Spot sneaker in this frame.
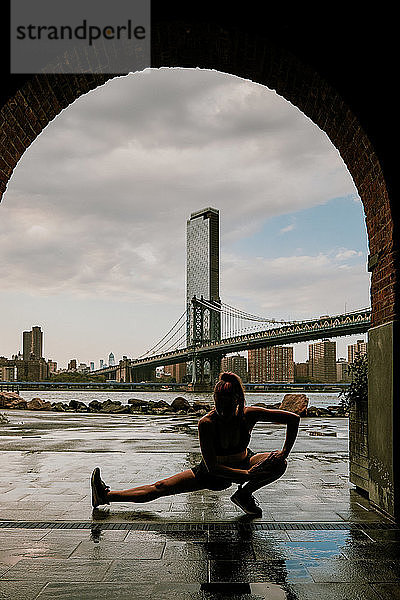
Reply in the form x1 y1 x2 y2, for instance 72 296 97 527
230 487 262 517
91 467 110 508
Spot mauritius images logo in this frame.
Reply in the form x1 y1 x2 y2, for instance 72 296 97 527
10 0 150 74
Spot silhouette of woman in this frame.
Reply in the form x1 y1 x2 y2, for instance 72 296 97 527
91 371 300 516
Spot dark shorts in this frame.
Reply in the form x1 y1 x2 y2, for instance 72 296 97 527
191 448 256 491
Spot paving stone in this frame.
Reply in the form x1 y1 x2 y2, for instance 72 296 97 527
254 539 345 561
41 529 129 542
286 530 369 543
0 529 49 548
104 558 208 583
0 563 11 578
70 539 165 559
1 558 113 582
36 582 289 600
341 542 400 561
307 558 400 583
0 538 81 565
209 559 313 583
0 581 47 600
36 582 155 599
371 583 400 599
162 541 208 560
365 530 400 542
269 511 345 522
286 582 382 599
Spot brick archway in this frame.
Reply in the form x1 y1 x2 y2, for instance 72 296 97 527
0 20 397 518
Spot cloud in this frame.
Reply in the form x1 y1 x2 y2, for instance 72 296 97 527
221 251 370 320
279 224 295 234
335 248 363 260
0 68 366 363
1 69 357 299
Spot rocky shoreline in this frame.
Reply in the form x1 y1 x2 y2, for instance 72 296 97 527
0 391 348 418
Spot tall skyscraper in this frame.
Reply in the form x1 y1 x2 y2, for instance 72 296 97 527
186 207 220 345
248 346 294 383
108 352 115 366
22 326 43 360
348 339 367 363
308 340 337 382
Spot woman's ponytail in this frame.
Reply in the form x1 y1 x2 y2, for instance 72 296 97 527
214 371 246 416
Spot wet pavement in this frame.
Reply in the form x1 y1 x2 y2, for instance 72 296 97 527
0 410 398 599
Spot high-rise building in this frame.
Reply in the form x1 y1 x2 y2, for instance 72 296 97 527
248 346 294 383
186 207 220 345
100 359 104 369
221 354 248 382
108 352 115 366
47 360 57 374
90 362 95 371
22 326 43 360
294 362 309 381
336 358 350 382
348 339 368 363
68 359 77 371
164 362 187 383
308 340 337 382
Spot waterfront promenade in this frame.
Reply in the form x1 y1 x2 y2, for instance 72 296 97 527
0 410 398 599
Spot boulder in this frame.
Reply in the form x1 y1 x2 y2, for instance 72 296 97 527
0 413 10 424
0 392 21 408
192 401 212 412
152 400 170 408
111 405 131 414
306 406 333 417
171 397 190 412
88 400 103 412
279 394 309 417
51 402 68 412
100 400 128 413
308 429 337 437
254 402 281 409
128 398 148 407
69 400 88 412
26 397 52 411
327 405 348 417
9 399 27 410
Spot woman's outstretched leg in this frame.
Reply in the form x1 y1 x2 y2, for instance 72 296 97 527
91 467 204 508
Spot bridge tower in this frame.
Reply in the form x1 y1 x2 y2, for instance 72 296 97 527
186 208 221 387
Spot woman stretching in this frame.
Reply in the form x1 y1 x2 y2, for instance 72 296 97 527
91 371 300 516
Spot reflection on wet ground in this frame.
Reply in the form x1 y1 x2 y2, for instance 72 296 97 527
0 410 398 599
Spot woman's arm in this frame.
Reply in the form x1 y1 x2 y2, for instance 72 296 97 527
246 406 300 460
198 419 249 483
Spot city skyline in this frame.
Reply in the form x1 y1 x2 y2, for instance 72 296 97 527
0 68 369 367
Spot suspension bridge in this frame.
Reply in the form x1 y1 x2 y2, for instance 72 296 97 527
96 297 371 388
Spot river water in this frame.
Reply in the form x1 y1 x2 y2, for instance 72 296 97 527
16 390 344 409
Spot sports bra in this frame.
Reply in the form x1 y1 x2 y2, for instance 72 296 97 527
213 415 251 456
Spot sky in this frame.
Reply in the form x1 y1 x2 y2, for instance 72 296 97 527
0 68 370 368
